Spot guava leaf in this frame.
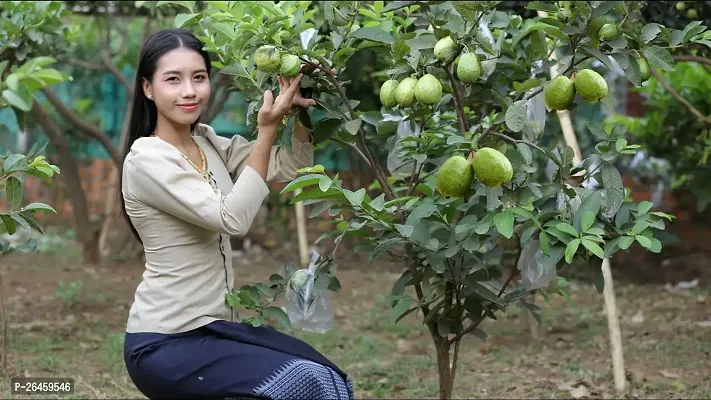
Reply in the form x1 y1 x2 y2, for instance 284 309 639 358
351 27 394 44
642 46 675 72
600 164 624 217
505 101 526 132
5 177 22 209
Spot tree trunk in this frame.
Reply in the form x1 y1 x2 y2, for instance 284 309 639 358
97 106 143 262
523 294 540 340
82 234 100 265
434 335 453 399
31 100 100 264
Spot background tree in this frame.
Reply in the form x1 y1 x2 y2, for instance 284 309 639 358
1 1 237 263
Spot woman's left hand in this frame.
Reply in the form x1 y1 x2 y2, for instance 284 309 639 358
277 68 337 109
277 76 316 109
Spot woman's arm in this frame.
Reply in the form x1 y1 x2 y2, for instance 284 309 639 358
198 75 316 183
245 124 279 182
198 121 314 183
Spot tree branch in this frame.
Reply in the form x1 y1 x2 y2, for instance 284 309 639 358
63 58 104 70
448 267 516 345
444 64 469 133
487 131 548 155
650 68 711 124
673 55 711 66
318 60 397 200
330 137 372 169
102 52 132 95
40 87 123 168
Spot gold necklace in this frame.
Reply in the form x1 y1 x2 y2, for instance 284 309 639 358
153 133 209 181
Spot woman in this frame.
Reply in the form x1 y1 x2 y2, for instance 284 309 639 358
119 28 353 400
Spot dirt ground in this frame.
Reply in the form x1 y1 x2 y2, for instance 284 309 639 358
0 238 710 399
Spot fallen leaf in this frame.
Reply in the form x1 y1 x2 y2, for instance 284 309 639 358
570 384 590 399
630 310 645 324
557 380 580 391
396 339 411 352
660 369 680 379
696 319 711 328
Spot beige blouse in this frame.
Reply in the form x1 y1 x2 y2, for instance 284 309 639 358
121 123 314 334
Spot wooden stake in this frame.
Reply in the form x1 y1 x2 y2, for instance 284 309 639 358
294 188 310 267
537 10 626 394
602 257 626 393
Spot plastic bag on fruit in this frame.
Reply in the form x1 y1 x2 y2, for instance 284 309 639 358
517 239 557 290
523 60 547 141
387 117 422 179
477 16 498 80
283 248 333 333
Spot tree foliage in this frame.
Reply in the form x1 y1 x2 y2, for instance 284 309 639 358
611 62 711 212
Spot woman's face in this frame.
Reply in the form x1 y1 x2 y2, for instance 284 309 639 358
143 47 210 126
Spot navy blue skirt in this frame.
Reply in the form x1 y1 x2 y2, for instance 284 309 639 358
124 320 353 400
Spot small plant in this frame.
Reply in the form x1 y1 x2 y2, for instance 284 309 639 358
55 279 84 307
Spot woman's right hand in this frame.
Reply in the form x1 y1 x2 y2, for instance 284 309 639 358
257 73 304 137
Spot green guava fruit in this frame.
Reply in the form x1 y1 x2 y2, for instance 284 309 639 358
687 8 697 19
638 58 650 82
436 155 474 197
471 147 513 187
254 45 281 73
544 75 576 111
557 8 572 22
587 15 615 40
280 54 301 77
676 1 686 10
434 36 457 63
598 23 618 40
415 74 443 105
395 77 417 107
380 79 399 108
289 270 312 291
457 52 481 84
574 69 608 102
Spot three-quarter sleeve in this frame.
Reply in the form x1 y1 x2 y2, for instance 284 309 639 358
123 147 269 237
197 124 314 183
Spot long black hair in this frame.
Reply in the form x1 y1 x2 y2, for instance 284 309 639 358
119 28 212 243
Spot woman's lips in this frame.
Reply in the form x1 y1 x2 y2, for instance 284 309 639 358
178 103 199 111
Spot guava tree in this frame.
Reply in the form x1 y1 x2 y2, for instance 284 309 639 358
164 1 705 397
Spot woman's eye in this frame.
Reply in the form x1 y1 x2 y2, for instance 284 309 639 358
195 75 206 81
167 77 178 82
